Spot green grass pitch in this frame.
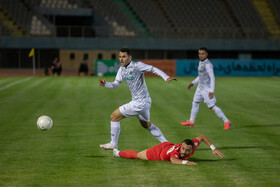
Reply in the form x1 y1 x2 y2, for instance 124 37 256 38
0 76 279 186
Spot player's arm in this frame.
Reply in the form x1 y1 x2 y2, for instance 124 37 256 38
99 79 121 88
166 77 177 83
206 63 215 98
170 157 197 165
188 76 199 89
99 79 106 86
99 69 122 88
196 134 224 158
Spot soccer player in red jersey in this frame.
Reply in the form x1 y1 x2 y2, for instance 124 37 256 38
113 134 224 165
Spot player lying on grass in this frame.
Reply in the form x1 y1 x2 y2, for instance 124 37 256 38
113 134 224 165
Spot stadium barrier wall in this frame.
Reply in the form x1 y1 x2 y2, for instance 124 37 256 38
60 49 118 72
95 59 176 76
140 59 176 77
1 37 280 51
176 59 280 76
95 59 120 76
95 59 280 77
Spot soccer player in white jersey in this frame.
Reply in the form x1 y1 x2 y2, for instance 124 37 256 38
99 48 177 150
181 47 231 129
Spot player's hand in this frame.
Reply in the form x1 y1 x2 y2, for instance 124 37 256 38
99 79 106 86
188 83 193 90
212 149 224 158
166 78 177 83
187 161 197 165
209 92 214 99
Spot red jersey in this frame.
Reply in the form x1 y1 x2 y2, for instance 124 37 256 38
146 138 200 161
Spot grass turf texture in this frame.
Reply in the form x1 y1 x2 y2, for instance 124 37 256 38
0 76 279 186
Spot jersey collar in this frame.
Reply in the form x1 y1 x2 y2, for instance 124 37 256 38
200 58 208 63
123 61 132 68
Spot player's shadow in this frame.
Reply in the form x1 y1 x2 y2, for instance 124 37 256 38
190 158 235 162
219 146 279 150
238 124 280 128
87 155 109 158
197 145 280 151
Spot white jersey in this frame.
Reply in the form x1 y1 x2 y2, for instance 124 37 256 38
192 58 215 92
105 61 169 103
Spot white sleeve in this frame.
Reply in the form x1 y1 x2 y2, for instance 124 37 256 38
104 68 122 89
206 63 215 92
192 76 199 85
137 61 170 81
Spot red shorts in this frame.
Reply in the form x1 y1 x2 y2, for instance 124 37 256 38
146 142 173 161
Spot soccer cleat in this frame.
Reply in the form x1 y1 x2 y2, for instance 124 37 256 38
99 143 116 150
181 120 194 127
113 148 120 158
224 121 231 130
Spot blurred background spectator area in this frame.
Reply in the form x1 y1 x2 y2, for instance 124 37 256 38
1 0 280 39
0 0 280 71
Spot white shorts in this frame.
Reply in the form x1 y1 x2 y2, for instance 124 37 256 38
119 100 151 122
193 87 216 108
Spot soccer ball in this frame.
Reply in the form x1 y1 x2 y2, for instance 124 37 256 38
37 115 53 131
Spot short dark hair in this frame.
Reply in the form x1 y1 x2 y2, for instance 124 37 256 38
183 139 194 148
120 48 131 56
199 47 208 53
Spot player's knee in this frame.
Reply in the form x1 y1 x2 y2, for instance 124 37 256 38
110 113 118 122
210 106 215 111
140 120 150 128
192 101 200 106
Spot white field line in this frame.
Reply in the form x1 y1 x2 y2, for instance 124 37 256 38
0 77 33 91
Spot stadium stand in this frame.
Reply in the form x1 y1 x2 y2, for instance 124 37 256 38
226 0 270 38
252 0 280 38
159 0 239 39
0 0 279 39
86 0 136 37
268 0 280 28
126 0 176 38
0 20 11 36
0 0 55 36
0 0 280 70
39 0 78 9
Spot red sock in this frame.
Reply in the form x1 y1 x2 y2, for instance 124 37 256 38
119 150 138 159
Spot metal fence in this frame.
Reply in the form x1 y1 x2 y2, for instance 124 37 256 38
18 26 271 39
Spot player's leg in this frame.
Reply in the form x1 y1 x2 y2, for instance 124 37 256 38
110 108 126 146
139 120 168 142
181 88 202 126
111 108 126 121
115 150 138 159
137 150 148 160
190 101 200 122
204 91 231 129
101 101 145 150
99 108 126 150
210 105 231 129
210 105 228 121
190 88 203 122
138 106 168 143
114 149 148 160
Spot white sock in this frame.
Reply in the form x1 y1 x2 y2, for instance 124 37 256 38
110 121 120 147
190 101 200 122
212 106 228 122
147 124 168 143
